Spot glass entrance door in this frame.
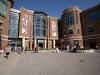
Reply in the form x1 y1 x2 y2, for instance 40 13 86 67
8 41 21 47
89 39 96 49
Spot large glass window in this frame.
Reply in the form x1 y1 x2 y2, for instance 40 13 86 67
75 11 78 24
0 22 3 49
8 12 19 38
87 25 94 32
0 0 8 19
88 8 100 22
34 14 47 37
66 12 74 26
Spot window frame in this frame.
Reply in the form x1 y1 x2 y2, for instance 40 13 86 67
68 28 73 35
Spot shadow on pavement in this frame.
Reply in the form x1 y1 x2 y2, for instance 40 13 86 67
4 56 7 58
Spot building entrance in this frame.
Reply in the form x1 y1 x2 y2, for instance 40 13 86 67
39 43 43 48
89 39 96 49
38 40 44 48
8 41 22 47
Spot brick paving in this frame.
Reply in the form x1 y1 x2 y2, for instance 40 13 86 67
0 50 100 75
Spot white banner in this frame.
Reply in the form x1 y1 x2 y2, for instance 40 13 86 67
51 21 56 36
22 14 28 34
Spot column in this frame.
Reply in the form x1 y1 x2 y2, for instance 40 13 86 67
53 39 55 48
44 39 46 49
47 16 50 49
34 39 37 45
22 37 25 48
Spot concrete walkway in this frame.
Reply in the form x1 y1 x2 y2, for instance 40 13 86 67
0 51 100 75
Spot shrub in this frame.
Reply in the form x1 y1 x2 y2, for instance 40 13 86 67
77 48 90 50
39 48 55 50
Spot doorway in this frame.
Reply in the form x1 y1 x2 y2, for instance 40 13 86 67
89 39 96 48
39 43 43 48
8 41 22 47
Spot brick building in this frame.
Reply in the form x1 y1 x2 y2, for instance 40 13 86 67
81 4 100 48
0 0 14 49
1 1 99 50
61 6 83 48
8 7 58 49
60 4 100 48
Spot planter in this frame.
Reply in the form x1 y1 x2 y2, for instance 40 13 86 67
0 50 4 54
77 49 94 53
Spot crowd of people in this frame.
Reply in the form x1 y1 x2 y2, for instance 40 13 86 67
1 44 99 60
57 45 77 53
55 44 77 53
0 45 40 60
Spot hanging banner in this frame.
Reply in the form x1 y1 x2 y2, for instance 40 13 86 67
51 21 56 36
22 14 28 34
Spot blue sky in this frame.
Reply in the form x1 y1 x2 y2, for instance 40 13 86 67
13 0 100 19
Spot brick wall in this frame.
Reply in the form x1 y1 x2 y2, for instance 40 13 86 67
81 4 100 48
61 6 83 47
19 7 30 37
0 0 13 49
49 17 58 39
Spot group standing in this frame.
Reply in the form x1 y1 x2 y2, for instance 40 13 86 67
66 45 77 53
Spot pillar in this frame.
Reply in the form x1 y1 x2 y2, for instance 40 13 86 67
47 16 50 49
34 39 37 45
53 39 55 48
22 37 25 48
44 39 46 49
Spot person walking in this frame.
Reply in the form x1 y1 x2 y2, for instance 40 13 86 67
5 46 11 60
67 45 70 52
73 45 77 53
35 45 39 53
14 46 17 52
55 46 59 53
25 46 28 52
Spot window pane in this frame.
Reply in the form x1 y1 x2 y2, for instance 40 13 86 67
9 23 18 37
66 12 74 26
75 11 78 24
88 8 100 22
77 28 80 34
8 12 19 38
73 40 79 46
87 26 94 32
69 29 73 35
0 2 1 14
10 13 19 21
0 2 3 15
36 29 40 36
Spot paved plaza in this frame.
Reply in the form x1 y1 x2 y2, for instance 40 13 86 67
0 50 100 75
